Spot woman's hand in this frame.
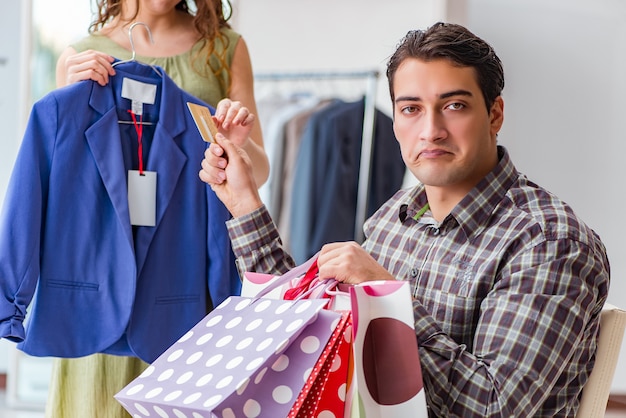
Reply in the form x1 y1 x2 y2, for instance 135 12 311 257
213 98 256 148
56 48 115 87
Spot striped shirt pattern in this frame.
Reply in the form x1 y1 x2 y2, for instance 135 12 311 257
226 146 610 417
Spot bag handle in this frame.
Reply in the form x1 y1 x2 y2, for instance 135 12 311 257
254 253 319 299
324 282 352 297
283 259 345 301
283 259 320 300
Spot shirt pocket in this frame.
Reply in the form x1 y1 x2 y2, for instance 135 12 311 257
421 256 476 298
448 258 476 298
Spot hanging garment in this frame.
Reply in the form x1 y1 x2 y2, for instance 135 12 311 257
257 94 321 219
0 61 238 363
256 94 318 215
277 99 335 250
289 98 405 264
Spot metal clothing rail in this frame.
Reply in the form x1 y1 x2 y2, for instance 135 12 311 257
254 70 380 243
254 70 379 81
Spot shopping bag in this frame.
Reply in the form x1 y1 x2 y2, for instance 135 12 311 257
289 311 352 418
324 282 352 311
242 254 351 310
115 295 341 418
241 253 322 300
242 256 353 417
345 280 427 418
238 308 342 417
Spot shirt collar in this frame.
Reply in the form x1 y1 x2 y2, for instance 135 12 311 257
397 145 519 239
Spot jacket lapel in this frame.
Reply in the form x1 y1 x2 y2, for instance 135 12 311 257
85 84 134 252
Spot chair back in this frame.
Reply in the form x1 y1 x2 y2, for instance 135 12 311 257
576 303 626 418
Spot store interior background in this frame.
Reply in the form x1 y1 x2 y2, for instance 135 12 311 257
0 0 624 410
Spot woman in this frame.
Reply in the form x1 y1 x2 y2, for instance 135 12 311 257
56 0 268 185
48 1 267 417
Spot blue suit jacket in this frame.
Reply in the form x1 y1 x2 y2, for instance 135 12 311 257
0 62 239 362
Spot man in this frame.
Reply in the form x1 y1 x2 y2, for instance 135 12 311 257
199 22 610 417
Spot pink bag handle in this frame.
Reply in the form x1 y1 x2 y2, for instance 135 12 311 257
283 259 339 301
283 259 343 301
253 252 340 302
288 278 338 301
254 253 319 299
325 282 352 297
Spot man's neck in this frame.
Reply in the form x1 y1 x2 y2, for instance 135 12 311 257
423 186 467 222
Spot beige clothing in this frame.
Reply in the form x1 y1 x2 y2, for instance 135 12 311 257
46 354 148 418
70 27 240 106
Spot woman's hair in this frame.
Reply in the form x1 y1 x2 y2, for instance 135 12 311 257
89 0 234 94
386 22 504 111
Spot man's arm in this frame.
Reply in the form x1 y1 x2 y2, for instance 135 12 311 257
414 238 608 417
200 134 295 276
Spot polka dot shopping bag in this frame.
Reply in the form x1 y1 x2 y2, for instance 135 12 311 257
288 311 352 418
115 295 342 417
344 280 428 418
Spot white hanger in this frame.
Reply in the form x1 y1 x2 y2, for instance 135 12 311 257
114 21 161 126
111 21 163 77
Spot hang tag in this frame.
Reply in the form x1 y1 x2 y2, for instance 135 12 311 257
128 170 157 227
130 100 144 116
122 78 157 116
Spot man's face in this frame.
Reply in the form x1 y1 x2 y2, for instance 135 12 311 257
392 58 503 196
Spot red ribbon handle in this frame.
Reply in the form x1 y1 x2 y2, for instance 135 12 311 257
283 259 319 300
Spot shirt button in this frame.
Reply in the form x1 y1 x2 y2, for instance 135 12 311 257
410 267 418 277
432 228 440 236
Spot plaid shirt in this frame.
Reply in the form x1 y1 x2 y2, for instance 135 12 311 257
227 146 610 417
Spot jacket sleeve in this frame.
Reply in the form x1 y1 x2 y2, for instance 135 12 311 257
206 181 241 308
0 94 57 341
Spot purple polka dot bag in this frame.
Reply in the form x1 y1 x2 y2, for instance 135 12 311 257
115 295 342 417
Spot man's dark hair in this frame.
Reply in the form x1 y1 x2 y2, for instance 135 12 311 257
386 22 505 111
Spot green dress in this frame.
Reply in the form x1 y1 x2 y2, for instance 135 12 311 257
44 27 240 418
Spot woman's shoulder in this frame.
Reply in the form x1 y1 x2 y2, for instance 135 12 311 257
217 26 242 53
219 26 242 42
71 33 124 55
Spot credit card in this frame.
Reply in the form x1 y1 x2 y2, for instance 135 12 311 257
187 102 219 143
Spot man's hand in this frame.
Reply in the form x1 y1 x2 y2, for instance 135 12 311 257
199 134 263 218
317 242 395 284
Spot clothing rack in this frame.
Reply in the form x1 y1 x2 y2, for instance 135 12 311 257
254 70 380 243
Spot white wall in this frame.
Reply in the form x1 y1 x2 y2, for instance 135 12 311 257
465 0 626 392
0 2 30 205
0 0 31 376
234 0 626 393
233 0 448 115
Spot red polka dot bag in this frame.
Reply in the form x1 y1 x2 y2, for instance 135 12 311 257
288 311 352 418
